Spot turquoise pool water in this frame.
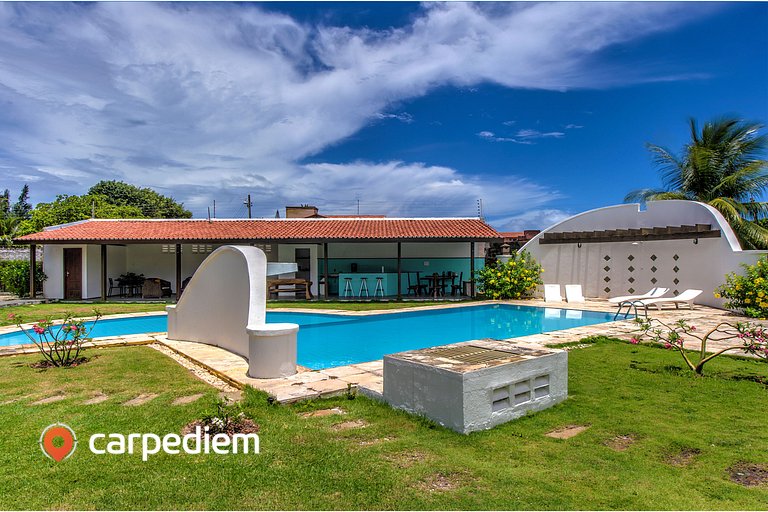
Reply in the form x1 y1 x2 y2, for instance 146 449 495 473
0 305 615 369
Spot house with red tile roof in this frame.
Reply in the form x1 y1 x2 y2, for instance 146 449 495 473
15 207 501 301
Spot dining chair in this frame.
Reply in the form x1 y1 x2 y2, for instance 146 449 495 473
108 278 122 297
450 272 463 296
407 272 427 296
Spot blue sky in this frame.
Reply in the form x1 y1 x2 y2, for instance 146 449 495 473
0 2 766 230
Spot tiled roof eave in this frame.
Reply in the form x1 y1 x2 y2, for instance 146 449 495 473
16 236 501 244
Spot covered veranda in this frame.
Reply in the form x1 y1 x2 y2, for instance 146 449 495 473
15 218 500 302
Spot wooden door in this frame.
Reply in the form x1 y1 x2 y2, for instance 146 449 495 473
63 248 82 299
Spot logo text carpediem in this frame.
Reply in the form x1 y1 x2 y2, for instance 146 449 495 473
88 426 259 461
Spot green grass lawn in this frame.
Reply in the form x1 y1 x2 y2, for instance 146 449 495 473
0 301 450 326
0 302 169 326
266 300 448 311
0 339 766 509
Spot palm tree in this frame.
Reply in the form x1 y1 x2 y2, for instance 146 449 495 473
626 117 768 249
0 216 20 246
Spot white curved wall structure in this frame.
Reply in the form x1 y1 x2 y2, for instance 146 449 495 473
166 245 299 378
521 201 767 308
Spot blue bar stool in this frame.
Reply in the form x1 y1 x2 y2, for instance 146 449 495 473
374 277 385 298
343 277 354 298
358 277 369 298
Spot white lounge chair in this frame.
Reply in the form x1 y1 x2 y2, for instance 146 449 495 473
635 289 703 312
544 284 563 302
608 287 669 304
565 284 585 303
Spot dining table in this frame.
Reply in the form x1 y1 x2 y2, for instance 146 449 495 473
420 273 455 298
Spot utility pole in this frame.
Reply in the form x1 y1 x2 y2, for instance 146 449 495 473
357 198 360 215
244 194 253 219
213 200 216 219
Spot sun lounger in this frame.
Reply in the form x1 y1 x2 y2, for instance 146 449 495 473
608 287 669 304
565 284 585 303
544 284 563 302
635 289 702 311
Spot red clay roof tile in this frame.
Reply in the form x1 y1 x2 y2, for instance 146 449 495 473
16 218 501 243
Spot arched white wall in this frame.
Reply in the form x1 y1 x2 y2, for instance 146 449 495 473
521 201 767 308
166 245 268 359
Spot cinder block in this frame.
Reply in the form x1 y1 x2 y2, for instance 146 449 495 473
383 340 567 434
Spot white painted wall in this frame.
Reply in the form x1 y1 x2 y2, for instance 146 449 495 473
167 246 266 358
41 240 487 300
521 201 766 308
42 245 64 299
106 245 127 295
277 244 319 296
125 244 219 293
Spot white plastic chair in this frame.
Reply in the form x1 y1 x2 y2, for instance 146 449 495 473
544 284 563 302
565 284 585 303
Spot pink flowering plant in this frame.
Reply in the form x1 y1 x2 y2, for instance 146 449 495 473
9 310 102 367
631 317 768 375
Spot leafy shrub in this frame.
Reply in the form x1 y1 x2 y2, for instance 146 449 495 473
715 256 768 318
9 311 101 367
475 250 543 300
0 260 46 297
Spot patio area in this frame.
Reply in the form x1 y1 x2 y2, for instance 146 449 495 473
151 299 756 403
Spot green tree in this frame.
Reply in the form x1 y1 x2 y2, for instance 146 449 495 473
11 184 32 220
626 117 768 249
0 189 10 218
0 217 20 246
88 180 192 218
16 194 145 236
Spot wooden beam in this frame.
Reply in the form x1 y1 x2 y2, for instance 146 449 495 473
100 244 107 301
175 244 182 301
29 244 36 298
540 225 720 245
470 241 476 298
397 242 402 300
323 242 329 300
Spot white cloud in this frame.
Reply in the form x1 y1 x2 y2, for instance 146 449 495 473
478 128 565 144
374 112 414 123
490 209 573 232
564 124 584 129
0 2 714 219
515 129 566 140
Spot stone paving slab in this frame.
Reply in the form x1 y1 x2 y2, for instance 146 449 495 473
3 300 762 405
153 301 764 404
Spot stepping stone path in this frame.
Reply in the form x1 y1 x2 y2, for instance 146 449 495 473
31 394 66 405
545 425 590 439
123 393 159 406
172 393 205 405
82 393 109 405
416 472 465 493
0 395 30 406
218 390 242 402
331 419 368 431
357 437 394 446
605 434 636 451
300 407 346 418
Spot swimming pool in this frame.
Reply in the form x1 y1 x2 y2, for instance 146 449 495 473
0 305 615 369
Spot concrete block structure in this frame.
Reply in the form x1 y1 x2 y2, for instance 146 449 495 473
522 200 768 308
383 340 567 434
